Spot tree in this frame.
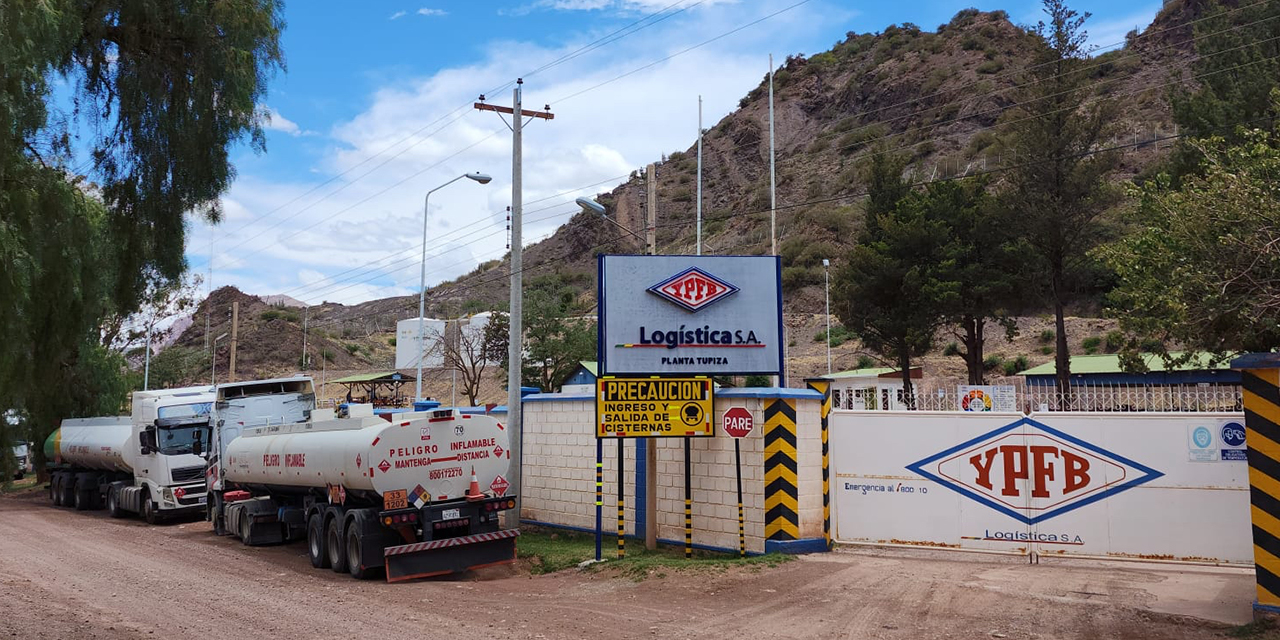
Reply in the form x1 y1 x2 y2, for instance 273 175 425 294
0 1 284 470
1168 0 1280 181
833 152 953 407
521 290 596 392
1098 131 1280 360
998 0 1119 401
925 179 1024 384
437 314 506 406
101 271 203 362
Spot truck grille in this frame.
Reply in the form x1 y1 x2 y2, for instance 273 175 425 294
171 466 205 483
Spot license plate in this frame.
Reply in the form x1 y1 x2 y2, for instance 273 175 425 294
196 496 207 504
442 508 460 521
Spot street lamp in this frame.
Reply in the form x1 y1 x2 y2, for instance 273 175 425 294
212 332 229 386
576 197 648 255
417 172 492 401
823 258 831 376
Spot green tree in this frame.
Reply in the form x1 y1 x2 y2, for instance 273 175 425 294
1098 131 1280 360
1168 0 1280 181
924 178 1024 384
999 0 1119 400
0 1 284 470
520 290 597 392
833 153 952 407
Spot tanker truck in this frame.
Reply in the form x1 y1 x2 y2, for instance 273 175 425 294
207 377 519 582
46 386 214 523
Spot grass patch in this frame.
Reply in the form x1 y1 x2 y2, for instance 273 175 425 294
1228 618 1277 638
516 527 792 579
2 475 39 494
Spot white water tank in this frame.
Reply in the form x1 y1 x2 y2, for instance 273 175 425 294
395 317 446 369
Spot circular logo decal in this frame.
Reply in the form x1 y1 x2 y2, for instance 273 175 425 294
961 390 993 412
1222 422 1247 448
1192 426 1212 449
680 402 706 427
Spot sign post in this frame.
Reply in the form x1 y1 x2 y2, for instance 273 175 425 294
723 406 754 557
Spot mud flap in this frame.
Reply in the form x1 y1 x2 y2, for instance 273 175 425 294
383 529 519 583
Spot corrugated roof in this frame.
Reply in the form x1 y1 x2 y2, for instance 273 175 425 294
1019 352 1232 376
826 367 896 379
329 371 414 384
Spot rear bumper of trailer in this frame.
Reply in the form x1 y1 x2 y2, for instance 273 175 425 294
383 529 519 582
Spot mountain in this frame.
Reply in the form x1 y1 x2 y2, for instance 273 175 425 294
166 3 1208 387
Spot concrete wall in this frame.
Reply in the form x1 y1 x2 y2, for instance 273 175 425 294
520 388 824 554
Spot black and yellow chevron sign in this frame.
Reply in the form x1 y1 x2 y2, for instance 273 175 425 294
807 380 832 547
1244 368 1280 608
765 398 799 541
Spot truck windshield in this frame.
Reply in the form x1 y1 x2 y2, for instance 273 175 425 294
156 402 213 455
158 424 210 456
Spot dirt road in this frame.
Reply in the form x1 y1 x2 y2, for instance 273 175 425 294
0 489 1255 639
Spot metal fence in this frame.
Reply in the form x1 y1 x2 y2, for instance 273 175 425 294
828 378 1243 413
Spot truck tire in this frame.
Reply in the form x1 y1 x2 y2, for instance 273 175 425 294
59 475 76 508
73 475 94 511
210 494 227 536
346 525 378 580
308 513 329 569
106 486 125 518
142 495 159 525
239 511 251 542
50 475 62 506
326 517 348 574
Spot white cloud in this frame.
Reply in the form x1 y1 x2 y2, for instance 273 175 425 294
417 7 447 16
201 1 845 306
389 10 407 20
261 106 311 136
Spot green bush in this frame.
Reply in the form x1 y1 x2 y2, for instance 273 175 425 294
321 349 335 362
388 337 397 347
976 59 1004 75
1139 337 1164 352
1039 346 1053 355
1038 330 1054 344
344 343 360 355
260 309 299 323
782 265 822 289
837 123 889 155
815 326 854 348
855 355 875 370
983 354 1004 370
1082 336 1102 354
743 374 771 387
1104 330 1125 353
1002 356 1030 376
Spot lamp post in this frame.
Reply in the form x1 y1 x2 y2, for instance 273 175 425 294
576 197 648 255
212 332 229 386
417 172 492 401
823 258 831 376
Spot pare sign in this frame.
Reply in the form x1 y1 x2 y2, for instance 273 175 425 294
907 417 1163 524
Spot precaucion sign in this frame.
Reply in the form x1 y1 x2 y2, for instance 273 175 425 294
596 377 714 438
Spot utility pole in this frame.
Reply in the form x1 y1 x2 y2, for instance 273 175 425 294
768 53 777 257
645 163 656 256
301 306 309 371
696 95 703 256
476 79 553 522
229 301 239 383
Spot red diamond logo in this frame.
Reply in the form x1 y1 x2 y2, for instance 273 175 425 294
377 459 391 474
648 267 739 312
493 445 504 458
355 454 362 468
490 475 510 497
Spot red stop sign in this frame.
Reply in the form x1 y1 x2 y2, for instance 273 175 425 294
723 407 754 438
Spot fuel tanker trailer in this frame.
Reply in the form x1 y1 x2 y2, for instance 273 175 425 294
217 406 518 582
46 386 214 523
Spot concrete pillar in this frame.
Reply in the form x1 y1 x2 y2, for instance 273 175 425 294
1232 353 1280 619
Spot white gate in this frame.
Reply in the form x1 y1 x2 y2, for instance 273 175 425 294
829 410 1252 563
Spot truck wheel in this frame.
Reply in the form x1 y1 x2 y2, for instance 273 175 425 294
210 495 227 536
50 475 62 506
239 512 251 542
106 487 125 518
142 496 159 525
73 478 92 511
60 478 76 507
326 518 348 574
346 526 377 580
308 514 329 569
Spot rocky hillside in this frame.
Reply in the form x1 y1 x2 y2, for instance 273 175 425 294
166 3 1213 387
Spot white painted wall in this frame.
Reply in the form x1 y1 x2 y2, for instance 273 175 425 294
830 411 1251 563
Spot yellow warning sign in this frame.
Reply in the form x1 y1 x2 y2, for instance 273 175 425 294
596 377 714 438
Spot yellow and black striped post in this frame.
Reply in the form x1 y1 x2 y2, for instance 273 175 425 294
1236 356 1280 617
807 380 832 548
594 439 603 562
764 398 799 541
735 438 745 557
617 438 625 559
684 437 693 558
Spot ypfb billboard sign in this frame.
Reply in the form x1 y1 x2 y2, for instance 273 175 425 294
907 417 1163 525
598 255 783 376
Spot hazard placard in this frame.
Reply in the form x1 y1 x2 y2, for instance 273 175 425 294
596 377 714 438
382 489 408 510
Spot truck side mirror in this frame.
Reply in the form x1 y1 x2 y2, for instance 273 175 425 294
192 430 203 456
140 428 156 455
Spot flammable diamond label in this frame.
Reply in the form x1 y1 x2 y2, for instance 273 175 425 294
377 459 391 474
647 267 739 312
905 417 1163 525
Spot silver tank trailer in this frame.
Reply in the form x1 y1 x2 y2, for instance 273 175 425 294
54 417 134 473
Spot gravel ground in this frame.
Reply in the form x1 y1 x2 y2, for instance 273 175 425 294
0 488 1257 639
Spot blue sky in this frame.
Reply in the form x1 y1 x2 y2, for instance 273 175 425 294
192 0 1163 306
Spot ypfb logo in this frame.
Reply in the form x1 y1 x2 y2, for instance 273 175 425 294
647 267 739 312
906 417 1163 525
